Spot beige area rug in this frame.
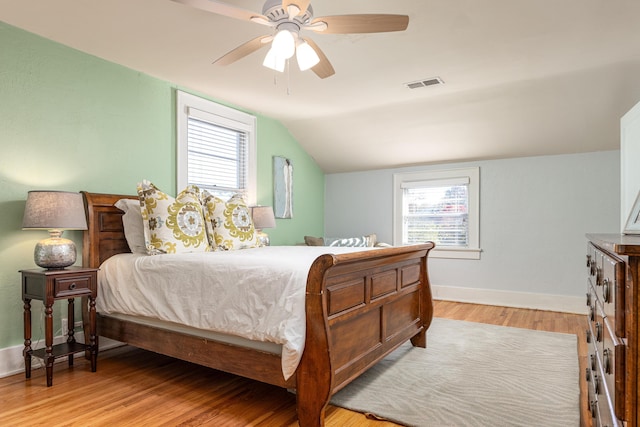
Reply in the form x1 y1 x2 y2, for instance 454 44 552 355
330 318 580 427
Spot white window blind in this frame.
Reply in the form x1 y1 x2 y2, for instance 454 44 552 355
186 114 248 196
393 167 480 259
177 91 256 204
402 181 469 247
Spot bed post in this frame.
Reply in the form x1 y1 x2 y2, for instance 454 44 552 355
411 247 433 347
296 254 336 427
80 191 93 358
80 191 133 353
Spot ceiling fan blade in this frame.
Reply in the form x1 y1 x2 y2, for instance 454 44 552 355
282 0 310 16
309 14 409 34
172 0 268 24
304 38 335 79
213 36 270 66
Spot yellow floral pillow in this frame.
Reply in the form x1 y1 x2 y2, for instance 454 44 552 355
137 180 210 254
202 191 259 251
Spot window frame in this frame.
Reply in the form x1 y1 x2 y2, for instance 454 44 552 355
176 90 257 204
393 167 481 259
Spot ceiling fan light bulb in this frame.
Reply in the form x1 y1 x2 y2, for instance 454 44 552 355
263 48 286 72
296 40 320 71
272 30 296 59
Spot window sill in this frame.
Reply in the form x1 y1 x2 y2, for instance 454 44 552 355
430 247 481 260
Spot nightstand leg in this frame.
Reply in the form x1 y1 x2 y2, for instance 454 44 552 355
88 296 98 372
44 303 54 387
67 298 75 367
23 299 32 379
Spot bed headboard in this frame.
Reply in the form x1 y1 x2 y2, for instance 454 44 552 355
82 191 138 268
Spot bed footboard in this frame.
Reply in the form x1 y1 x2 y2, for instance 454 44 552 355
297 243 434 427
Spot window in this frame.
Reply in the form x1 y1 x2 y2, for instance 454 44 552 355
393 167 480 259
176 90 257 204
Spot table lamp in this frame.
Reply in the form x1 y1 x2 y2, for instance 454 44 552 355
251 205 276 247
22 191 88 269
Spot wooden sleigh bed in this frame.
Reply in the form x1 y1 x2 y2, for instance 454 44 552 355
81 191 435 427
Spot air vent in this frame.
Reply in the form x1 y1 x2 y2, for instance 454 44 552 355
404 77 444 89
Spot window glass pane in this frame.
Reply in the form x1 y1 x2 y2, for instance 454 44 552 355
186 117 247 197
402 184 469 247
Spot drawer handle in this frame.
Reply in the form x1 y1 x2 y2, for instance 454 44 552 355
596 267 602 286
586 329 591 343
602 278 611 303
69 282 77 290
595 322 603 342
590 354 596 371
588 305 594 321
603 348 612 374
590 400 597 417
585 367 592 382
586 254 592 268
586 292 591 307
594 374 601 395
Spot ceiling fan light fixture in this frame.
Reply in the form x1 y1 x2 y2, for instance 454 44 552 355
272 29 296 59
263 47 286 72
296 40 319 71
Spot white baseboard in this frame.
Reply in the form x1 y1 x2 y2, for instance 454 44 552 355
432 285 586 314
0 334 123 379
0 343 31 379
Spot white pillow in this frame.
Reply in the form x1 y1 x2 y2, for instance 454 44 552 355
115 198 147 254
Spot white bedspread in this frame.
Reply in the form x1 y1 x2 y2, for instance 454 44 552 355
97 245 371 379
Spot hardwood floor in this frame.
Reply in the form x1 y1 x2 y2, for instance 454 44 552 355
0 301 589 426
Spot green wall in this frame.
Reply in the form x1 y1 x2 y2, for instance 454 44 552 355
0 22 324 351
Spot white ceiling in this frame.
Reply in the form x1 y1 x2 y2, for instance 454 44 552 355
2 0 640 173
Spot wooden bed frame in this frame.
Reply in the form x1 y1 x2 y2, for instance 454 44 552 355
81 191 435 426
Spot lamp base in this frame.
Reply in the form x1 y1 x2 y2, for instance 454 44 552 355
256 230 270 247
34 235 77 270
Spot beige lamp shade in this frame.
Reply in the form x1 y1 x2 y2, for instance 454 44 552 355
22 191 87 230
251 206 276 230
251 206 276 247
22 191 87 269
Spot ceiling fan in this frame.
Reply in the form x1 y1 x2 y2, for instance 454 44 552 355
172 0 409 79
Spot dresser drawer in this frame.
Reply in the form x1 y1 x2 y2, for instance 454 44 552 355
594 350 623 427
590 300 606 348
599 251 625 337
54 275 92 298
585 338 599 424
602 317 626 420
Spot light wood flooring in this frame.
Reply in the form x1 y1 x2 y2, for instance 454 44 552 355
0 301 589 426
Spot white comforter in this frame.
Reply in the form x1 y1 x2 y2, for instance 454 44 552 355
97 246 372 379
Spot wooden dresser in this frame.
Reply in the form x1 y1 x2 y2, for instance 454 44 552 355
586 234 640 427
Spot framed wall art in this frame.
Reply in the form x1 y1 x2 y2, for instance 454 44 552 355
273 156 293 219
624 191 640 234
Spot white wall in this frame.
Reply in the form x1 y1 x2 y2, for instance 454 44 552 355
621 100 640 230
325 151 620 313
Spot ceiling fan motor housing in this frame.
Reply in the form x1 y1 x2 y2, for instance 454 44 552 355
261 0 314 25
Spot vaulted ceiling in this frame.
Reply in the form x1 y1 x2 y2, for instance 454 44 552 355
2 0 640 172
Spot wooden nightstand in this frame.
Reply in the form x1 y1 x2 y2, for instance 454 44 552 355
20 266 99 387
